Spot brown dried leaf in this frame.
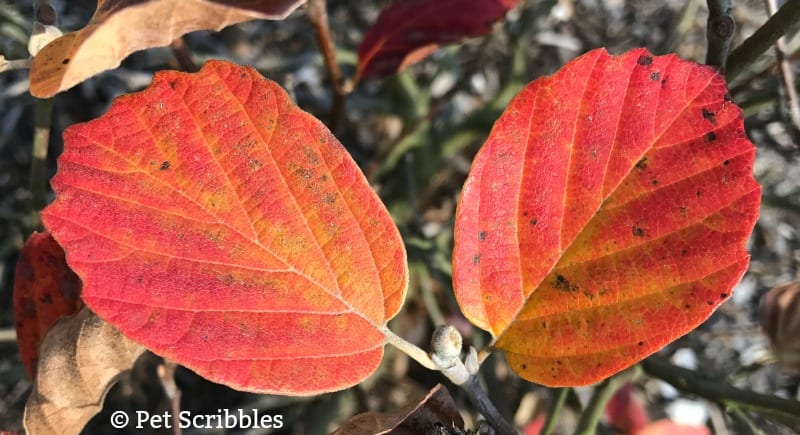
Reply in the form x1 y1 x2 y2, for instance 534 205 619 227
331 384 464 435
760 281 800 373
24 307 145 435
28 0 304 98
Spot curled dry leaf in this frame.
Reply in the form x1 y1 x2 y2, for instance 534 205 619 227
28 0 304 98
331 384 464 435
357 0 520 80
24 307 145 435
13 231 82 378
760 281 800 373
453 48 760 386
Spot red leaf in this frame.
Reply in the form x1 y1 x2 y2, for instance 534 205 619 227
605 383 649 434
452 48 760 386
13 231 82 378
356 0 520 79
42 60 408 395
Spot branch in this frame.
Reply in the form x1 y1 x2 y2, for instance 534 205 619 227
574 366 640 435
307 0 348 133
763 0 800 136
0 57 32 73
705 0 735 70
726 0 800 81
541 388 570 435
641 357 800 431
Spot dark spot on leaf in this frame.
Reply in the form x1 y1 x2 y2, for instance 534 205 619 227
554 274 578 292
705 132 717 143
556 360 562 365
696 191 702 197
661 77 668 88
542 321 547 329
39 293 53 304
723 160 730 166
320 175 328 182
479 231 486 241
720 293 729 299
322 194 335 205
159 161 171 170
702 108 717 124
637 55 653 66
638 341 644 346
632 225 646 237
685 303 691 309
62 58 70 65
635 157 648 170
522 211 528 217
136 276 143 284
707 301 714 305
651 179 658 186
650 71 660 81
530 218 538 226
681 249 688 256
473 254 481 265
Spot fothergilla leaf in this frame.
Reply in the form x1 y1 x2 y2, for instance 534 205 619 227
42 60 408 395
452 48 760 386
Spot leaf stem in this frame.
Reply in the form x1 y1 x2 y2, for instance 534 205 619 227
541 388 570 435
726 0 800 81
381 326 438 370
307 0 347 133
0 57 32 73
170 37 198 72
641 357 800 431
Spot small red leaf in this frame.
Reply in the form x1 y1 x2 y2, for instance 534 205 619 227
42 60 407 395
13 231 82 378
356 0 520 79
453 48 760 386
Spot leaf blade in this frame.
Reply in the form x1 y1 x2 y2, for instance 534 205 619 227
43 60 407 395
452 48 760 386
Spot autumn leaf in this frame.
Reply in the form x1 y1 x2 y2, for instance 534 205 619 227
24 307 145 435
452 48 761 386
356 0 520 80
42 60 408 395
28 0 304 98
13 231 82 378
331 384 464 435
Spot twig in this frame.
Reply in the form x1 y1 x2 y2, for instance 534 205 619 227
463 375 519 435
705 0 735 70
541 388 570 435
307 0 347 133
29 97 53 228
0 328 18 342
763 0 800 137
0 57 32 73
641 357 800 431
157 359 183 435
574 367 640 435
726 0 800 81
169 37 198 72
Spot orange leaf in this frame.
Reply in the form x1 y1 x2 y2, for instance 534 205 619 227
13 231 82 378
42 60 408 395
452 48 760 386
28 0 304 98
356 0 520 80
